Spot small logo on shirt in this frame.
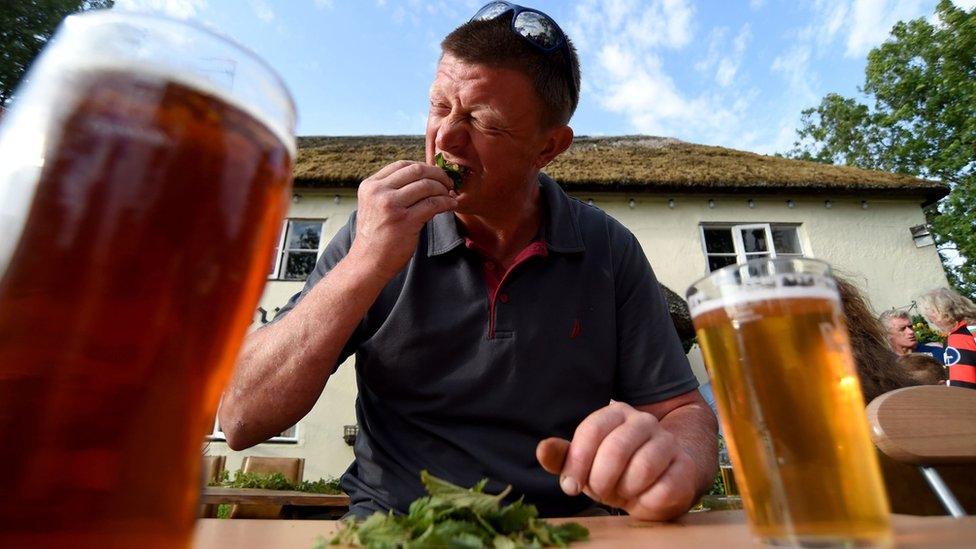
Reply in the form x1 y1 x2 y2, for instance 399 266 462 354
944 347 961 366
570 319 581 339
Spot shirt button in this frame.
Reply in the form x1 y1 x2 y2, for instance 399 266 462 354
499 293 509 303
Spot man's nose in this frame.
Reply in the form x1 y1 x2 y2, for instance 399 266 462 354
434 115 469 153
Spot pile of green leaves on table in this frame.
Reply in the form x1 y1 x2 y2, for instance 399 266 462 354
209 469 343 494
327 471 589 548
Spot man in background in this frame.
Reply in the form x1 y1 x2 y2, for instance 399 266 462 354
879 309 944 363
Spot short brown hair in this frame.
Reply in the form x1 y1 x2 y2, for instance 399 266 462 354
441 15 580 128
897 353 947 385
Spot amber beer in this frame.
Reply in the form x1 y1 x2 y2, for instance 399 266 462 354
0 13 294 549
688 260 891 547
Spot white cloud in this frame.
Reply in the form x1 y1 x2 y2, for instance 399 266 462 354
771 45 816 105
953 0 976 9
694 25 751 88
719 25 750 87
749 0 766 8
571 0 694 52
845 0 926 57
779 1 930 60
115 0 207 19
249 0 274 22
567 0 758 142
314 0 334 10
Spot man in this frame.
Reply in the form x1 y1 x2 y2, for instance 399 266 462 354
219 3 717 521
879 309 945 363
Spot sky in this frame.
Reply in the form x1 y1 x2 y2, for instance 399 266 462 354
113 0 976 155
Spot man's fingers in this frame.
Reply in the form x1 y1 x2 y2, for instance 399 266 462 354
370 159 416 181
536 437 570 475
407 195 458 223
560 404 628 497
395 178 451 208
629 451 698 521
614 433 677 500
381 161 453 191
586 414 658 502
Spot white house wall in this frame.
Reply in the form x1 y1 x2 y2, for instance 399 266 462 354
206 189 948 480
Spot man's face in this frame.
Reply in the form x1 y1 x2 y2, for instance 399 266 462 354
425 54 554 215
887 317 917 350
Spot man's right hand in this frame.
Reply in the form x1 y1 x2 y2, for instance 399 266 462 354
220 160 456 450
350 160 458 280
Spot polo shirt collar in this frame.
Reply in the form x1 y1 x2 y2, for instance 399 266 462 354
427 173 585 257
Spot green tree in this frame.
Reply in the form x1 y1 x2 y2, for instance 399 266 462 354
0 0 114 105
788 0 975 300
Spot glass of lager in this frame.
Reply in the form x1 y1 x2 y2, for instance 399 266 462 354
0 11 295 548
687 258 891 547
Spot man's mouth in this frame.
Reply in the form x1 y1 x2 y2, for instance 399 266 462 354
435 152 469 189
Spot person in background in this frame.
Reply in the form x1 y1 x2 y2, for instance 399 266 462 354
836 277 974 514
837 279 915 401
917 288 976 390
878 309 945 363
896 353 947 386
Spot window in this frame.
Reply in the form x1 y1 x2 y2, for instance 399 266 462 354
700 223 803 272
207 418 298 443
269 219 325 281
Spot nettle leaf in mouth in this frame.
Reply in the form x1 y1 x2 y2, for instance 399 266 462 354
435 152 467 190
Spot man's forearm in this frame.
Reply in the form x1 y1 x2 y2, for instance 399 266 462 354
659 401 719 498
219 249 390 449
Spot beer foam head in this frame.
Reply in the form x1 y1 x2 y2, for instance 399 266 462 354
50 11 298 158
688 270 840 318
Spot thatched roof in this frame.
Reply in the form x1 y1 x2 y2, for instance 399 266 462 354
294 135 947 204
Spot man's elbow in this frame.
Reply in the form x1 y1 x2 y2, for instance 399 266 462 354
218 403 259 451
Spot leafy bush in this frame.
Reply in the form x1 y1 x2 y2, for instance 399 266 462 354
208 468 342 494
912 314 946 345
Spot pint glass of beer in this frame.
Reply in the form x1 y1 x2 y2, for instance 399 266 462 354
687 258 891 547
0 12 294 548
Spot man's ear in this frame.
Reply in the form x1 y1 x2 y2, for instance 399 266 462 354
534 125 574 169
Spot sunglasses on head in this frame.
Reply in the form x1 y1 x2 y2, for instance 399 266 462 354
470 2 577 102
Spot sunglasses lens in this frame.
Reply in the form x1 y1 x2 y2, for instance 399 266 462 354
513 11 560 49
472 2 512 21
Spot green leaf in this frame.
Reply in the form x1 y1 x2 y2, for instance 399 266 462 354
433 152 465 189
334 471 589 548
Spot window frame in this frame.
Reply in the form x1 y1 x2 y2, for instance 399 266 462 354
206 418 299 444
268 218 327 281
699 222 804 273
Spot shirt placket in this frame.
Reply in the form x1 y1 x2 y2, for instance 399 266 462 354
467 240 548 339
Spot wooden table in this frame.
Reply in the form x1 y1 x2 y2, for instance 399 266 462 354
200 487 350 508
193 511 976 548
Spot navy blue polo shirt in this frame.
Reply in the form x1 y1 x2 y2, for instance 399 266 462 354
272 174 698 517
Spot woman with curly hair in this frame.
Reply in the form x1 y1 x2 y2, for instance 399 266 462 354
834 276 974 514
917 288 976 390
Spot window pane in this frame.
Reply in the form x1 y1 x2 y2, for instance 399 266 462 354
772 227 801 254
740 228 768 253
283 251 317 280
708 255 738 272
703 228 734 253
286 221 321 250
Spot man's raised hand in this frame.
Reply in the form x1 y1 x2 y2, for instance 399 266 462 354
350 160 457 280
